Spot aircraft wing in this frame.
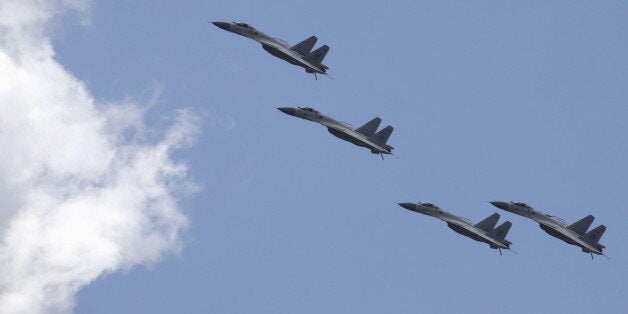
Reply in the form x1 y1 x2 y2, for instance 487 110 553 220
444 218 509 248
319 120 350 131
541 223 602 254
257 38 326 73
324 123 390 153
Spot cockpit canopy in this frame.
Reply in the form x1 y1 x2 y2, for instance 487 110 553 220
299 107 320 113
421 202 438 208
512 201 531 208
234 22 255 29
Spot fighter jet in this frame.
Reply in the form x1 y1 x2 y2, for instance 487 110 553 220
490 201 607 258
398 202 513 254
212 21 330 79
277 106 394 158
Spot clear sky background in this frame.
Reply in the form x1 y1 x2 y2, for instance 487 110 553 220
43 0 627 313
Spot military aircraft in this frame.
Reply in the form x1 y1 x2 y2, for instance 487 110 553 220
212 21 330 79
490 201 607 258
277 107 394 158
398 202 513 254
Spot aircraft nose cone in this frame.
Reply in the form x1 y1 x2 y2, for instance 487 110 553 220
398 203 415 211
490 201 509 210
212 21 230 31
277 107 296 116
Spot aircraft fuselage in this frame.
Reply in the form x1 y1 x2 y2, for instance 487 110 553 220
213 21 328 75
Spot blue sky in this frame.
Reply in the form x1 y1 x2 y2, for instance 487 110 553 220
47 1 628 313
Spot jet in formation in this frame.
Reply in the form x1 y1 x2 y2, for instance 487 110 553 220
398 202 513 254
490 201 607 258
212 21 330 79
277 107 394 158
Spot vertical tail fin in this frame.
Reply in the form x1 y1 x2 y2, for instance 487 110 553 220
568 215 594 235
291 36 317 55
356 117 382 137
488 221 512 242
582 225 606 246
369 126 394 147
475 213 500 232
304 45 329 66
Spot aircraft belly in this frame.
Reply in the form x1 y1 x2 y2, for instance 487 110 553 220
327 128 367 148
261 44 306 68
539 224 583 247
447 223 489 245
262 44 317 73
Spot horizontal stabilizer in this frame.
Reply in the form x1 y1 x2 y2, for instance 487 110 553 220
487 221 512 243
582 225 606 246
291 36 317 55
304 45 329 66
369 125 394 147
356 117 382 137
475 213 500 232
568 215 594 235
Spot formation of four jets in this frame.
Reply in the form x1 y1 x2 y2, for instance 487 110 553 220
212 21 608 258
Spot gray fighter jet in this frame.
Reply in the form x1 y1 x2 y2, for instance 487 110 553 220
277 107 394 158
490 201 607 258
398 202 513 254
212 21 330 79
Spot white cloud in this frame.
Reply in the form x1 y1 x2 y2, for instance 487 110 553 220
209 114 237 131
0 0 198 313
